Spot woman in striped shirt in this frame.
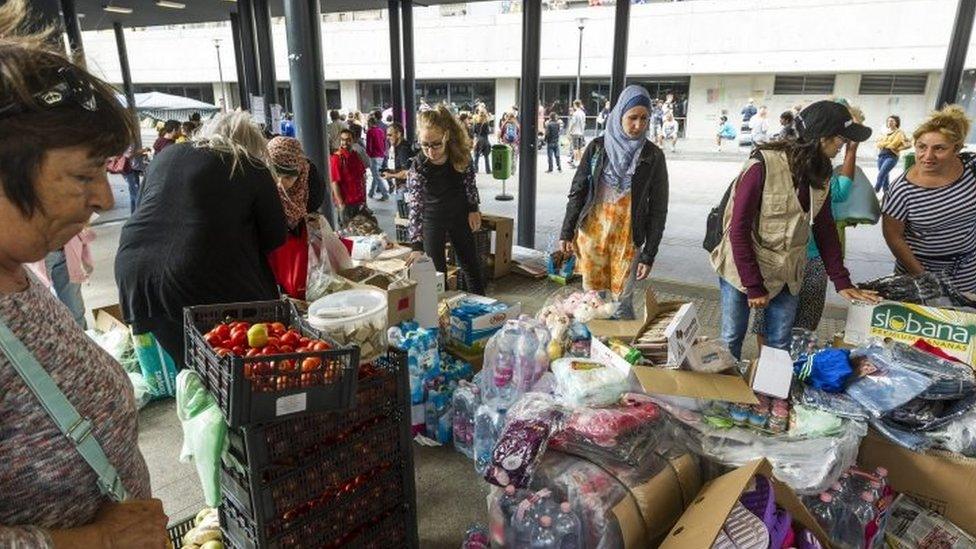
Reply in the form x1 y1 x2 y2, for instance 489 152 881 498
882 105 976 293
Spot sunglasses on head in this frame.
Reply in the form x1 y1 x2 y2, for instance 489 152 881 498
0 66 97 120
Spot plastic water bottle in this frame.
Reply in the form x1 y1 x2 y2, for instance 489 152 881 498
530 516 559 548
473 404 504 475
452 384 479 459
553 502 582 549
498 485 522 527
836 491 877 549
509 501 537 547
807 493 835 533
515 329 539 391
461 524 489 549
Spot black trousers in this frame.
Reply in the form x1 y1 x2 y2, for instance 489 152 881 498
424 211 486 295
472 139 492 173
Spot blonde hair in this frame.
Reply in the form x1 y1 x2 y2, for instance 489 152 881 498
913 105 971 149
192 112 269 175
417 104 473 173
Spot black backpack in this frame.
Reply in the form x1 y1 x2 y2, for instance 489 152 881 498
702 154 763 252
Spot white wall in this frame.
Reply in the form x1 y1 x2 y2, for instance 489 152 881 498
339 80 359 112
494 78 519 122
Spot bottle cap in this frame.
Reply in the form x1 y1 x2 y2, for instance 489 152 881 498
819 492 833 503
540 516 552 528
560 502 572 513
861 491 875 502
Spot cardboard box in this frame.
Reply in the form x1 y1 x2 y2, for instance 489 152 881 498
445 341 484 374
338 266 417 326
481 214 513 279
92 304 127 333
845 300 976 365
448 294 521 350
661 458 831 548
589 291 699 367
858 430 976 537
748 346 794 399
612 453 703 548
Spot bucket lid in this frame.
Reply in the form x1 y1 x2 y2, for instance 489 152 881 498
308 289 387 329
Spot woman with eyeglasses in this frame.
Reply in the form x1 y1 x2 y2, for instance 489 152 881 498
405 105 485 295
116 112 288 367
0 1 167 545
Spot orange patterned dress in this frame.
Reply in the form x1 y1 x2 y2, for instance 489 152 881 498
575 192 635 296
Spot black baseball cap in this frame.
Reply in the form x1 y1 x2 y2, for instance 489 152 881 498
796 100 872 142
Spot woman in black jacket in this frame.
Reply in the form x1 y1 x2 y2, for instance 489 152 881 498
559 85 669 318
115 112 287 364
471 108 493 174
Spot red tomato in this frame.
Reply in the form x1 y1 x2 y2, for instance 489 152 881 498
299 337 311 346
254 361 273 375
214 347 233 357
230 331 247 348
262 345 280 355
280 331 301 347
311 341 331 352
302 357 322 372
229 321 250 331
246 348 262 358
214 324 231 340
277 359 296 373
204 332 222 347
295 346 309 354
266 336 281 347
279 344 294 354
269 322 286 336
232 345 245 356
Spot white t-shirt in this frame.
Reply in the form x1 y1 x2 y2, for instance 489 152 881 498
663 120 679 138
750 115 770 144
568 108 586 136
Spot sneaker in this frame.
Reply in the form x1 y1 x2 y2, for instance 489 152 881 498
378 196 388 202
545 169 552 173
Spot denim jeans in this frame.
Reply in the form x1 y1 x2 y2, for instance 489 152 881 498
123 171 141 212
719 278 798 359
546 143 561 171
875 152 898 192
368 157 388 198
46 248 86 329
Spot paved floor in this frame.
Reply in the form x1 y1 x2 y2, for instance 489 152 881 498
90 142 864 546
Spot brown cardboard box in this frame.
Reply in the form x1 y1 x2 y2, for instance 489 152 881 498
661 458 832 548
338 266 417 326
445 341 484 373
589 290 700 367
481 214 513 279
612 453 703 548
92 304 127 333
634 367 759 404
858 430 976 537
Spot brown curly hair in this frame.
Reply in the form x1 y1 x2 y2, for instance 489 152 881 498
0 0 137 216
417 104 473 172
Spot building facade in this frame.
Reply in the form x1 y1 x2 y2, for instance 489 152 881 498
79 0 971 139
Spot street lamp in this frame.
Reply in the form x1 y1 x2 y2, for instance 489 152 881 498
213 39 227 112
575 17 586 102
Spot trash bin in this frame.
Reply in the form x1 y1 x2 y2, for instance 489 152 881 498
491 144 512 180
903 151 916 171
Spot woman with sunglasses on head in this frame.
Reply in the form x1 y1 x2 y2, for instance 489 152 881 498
0 1 167 546
405 105 485 295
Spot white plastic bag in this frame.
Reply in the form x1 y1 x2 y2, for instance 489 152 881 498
306 213 354 301
551 357 631 407
176 370 228 507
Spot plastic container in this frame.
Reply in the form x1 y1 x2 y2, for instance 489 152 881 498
166 515 196 547
184 299 360 428
307 289 388 364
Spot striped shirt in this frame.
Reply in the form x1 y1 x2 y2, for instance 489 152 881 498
0 276 151 547
882 153 976 292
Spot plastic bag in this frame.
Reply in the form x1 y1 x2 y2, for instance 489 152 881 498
306 213 353 301
795 385 869 421
881 392 976 432
128 372 151 410
176 370 228 507
87 327 140 374
887 340 976 400
538 287 619 325
794 348 854 393
551 357 632 407
846 343 934 417
547 250 576 285
857 272 976 308
131 331 178 398
484 393 566 488
480 317 551 409
930 409 976 457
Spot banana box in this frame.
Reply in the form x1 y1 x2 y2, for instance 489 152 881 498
844 300 976 366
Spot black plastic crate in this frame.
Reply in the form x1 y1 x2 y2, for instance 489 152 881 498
184 299 361 429
396 198 409 218
395 224 410 244
168 515 196 547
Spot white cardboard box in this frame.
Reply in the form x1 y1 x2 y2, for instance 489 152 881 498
409 256 438 329
748 346 793 399
664 302 699 367
845 300 976 366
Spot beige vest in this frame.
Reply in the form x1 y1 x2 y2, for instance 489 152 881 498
710 150 829 298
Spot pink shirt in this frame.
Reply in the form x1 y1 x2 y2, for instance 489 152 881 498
366 127 387 159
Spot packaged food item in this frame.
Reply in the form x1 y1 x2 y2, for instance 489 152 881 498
484 393 565 488
551 357 632 408
883 495 976 548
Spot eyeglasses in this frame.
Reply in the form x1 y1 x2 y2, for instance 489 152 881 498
419 141 445 150
0 66 97 119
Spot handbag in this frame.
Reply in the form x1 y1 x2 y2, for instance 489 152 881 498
832 165 881 225
268 221 310 300
0 315 128 501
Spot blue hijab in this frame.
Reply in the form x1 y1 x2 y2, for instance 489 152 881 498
602 85 652 194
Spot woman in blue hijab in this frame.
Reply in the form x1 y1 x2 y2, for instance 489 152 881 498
559 85 670 318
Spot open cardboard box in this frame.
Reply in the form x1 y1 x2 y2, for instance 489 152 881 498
91 303 127 333
660 458 832 548
338 265 417 326
589 290 699 367
858 429 976 537
611 452 703 547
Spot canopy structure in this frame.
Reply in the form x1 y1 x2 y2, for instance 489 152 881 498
119 91 220 121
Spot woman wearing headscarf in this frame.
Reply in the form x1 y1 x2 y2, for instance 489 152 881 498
559 85 670 318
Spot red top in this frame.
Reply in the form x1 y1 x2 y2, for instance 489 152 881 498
365 126 387 158
152 136 174 155
729 163 853 298
329 148 367 207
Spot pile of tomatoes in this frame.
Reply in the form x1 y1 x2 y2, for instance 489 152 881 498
202 320 336 392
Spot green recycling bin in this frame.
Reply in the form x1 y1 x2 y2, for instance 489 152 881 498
903 151 916 171
491 144 512 180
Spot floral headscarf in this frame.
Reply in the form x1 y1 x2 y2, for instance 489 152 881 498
267 136 310 229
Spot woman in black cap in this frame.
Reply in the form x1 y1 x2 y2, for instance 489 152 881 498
709 100 880 359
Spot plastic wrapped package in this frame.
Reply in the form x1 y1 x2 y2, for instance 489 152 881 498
480 318 551 409
652 397 867 495
537 288 619 349
846 344 934 417
484 393 566 488
929 409 976 457
128 372 151 410
857 272 976 308
176 370 228 507
882 393 976 432
551 357 634 408
887 341 976 400
795 385 869 421
87 327 140 374
793 348 854 393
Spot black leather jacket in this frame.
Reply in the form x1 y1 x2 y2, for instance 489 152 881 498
559 136 669 265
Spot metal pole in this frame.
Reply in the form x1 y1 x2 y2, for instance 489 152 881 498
388 0 404 123
517 0 542 248
937 0 976 108
113 22 141 149
237 0 260 111
230 13 248 110
283 0 334 225
402 0 417 137
609 0 630 108
214 40 227 112
252 0 278 129
59 0 86 68
575 20 584 101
